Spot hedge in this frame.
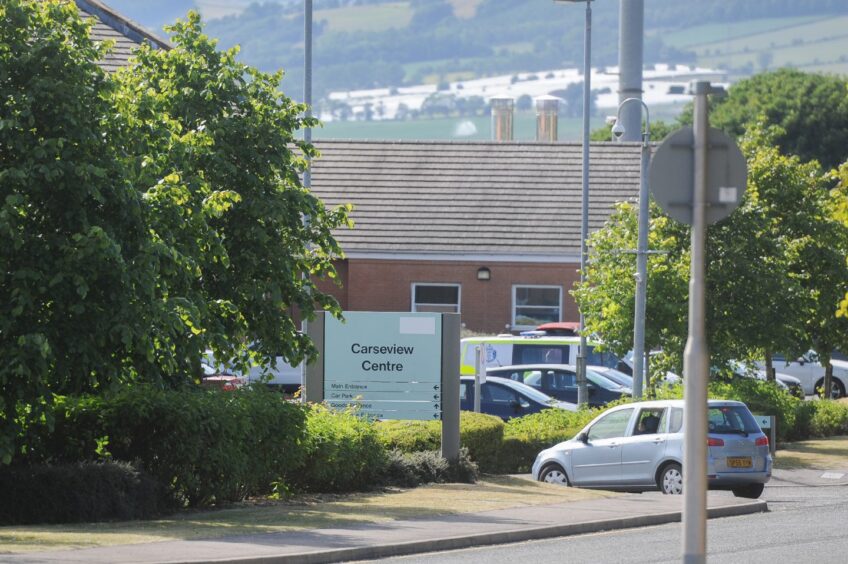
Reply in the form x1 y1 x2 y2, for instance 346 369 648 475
0 461 165 525
376 411 504 471
22 386 310 507
295 404 387 492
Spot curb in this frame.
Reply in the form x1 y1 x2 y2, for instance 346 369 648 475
182 500 768 564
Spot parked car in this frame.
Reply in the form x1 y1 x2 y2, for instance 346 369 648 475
486 364 630 407
534 321 579 336
531 399 771 499
616 350 681 386
589 366 634 389
460 376 577 420
200 359 246 391
755 351 848 398
203 348 303 393
725 361 804 398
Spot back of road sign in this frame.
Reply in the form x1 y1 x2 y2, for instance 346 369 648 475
649 126 747 226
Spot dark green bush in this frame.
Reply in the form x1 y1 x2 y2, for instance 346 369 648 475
0 461 164 525
382 447 478 488
708 379 802 441
295 404 388 492
23 386 309 507
499 408 598 473
376 411 504 472
806 400 848 437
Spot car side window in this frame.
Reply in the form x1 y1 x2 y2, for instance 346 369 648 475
633 408 666 435
548 370 576 390
587 408 634 441
668 408 683 433
484 383 518 404
460 382 470 401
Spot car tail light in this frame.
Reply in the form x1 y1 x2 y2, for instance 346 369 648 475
707 437 724 447
755 436 769 447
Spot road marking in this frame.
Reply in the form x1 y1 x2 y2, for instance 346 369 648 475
820 472 845 480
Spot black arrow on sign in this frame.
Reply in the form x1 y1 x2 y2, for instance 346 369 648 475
433 385 440 390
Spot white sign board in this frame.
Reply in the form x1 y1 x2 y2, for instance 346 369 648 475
323 312 442 420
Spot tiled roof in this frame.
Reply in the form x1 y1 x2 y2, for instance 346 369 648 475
310 140 643 260
73 0 171 72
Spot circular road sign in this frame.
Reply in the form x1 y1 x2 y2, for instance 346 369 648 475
649 126 747 226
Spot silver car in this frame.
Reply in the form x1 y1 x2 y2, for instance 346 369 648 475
531 399 772 499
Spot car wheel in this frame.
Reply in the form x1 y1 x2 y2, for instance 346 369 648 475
539 463 570 486
815 378 846 399
658 463 683 495
732 483 765 499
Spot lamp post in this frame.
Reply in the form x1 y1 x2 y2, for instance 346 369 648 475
303 0 313 189
555 0 592 406
611 98 651 399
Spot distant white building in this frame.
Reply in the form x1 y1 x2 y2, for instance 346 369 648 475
321 64 728 122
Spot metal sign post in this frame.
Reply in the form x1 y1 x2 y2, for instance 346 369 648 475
649 81 747 564
682 81 711 564
474 345 484 413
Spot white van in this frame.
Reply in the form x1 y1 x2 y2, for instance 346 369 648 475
460 334 620 376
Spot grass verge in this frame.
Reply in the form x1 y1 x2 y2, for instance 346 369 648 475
774 436 848 470
0 475 614 554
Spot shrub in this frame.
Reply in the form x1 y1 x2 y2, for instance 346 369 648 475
806 400 848 437
0 461 164 525
23 386 310 507
296 404 388 492
382 447 478 488
376 411 504 472
708 378 802 442
499 408 598 473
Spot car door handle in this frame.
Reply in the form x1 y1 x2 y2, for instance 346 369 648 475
608 443 618 448
653 438 666 444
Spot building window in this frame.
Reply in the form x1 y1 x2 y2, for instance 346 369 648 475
512 285 561 328
412 284 460 313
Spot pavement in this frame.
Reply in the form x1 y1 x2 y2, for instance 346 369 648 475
1 489 768 564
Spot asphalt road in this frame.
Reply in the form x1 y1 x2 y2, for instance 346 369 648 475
366 472 848 564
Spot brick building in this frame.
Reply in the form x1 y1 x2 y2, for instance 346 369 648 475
309 140 643 334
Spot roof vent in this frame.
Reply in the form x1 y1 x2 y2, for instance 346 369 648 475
535 96 559 142
490 97 514 142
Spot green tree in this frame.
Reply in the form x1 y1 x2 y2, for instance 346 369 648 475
572 200 690 386
0 4 350 464
0 0 149 462
679 70 848 169
109 13 352 383
574 125 846 380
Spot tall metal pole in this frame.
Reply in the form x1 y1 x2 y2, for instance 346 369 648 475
576 0 593 406
616 98 651 400
682 81 711 564
303 0 313 189
617 0 644 142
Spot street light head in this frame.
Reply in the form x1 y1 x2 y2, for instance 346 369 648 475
611 120 626 139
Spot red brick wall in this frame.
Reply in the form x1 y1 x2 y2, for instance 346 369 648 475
315 259 580 334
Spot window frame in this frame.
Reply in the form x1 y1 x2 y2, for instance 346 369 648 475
411 282 461 314
511 284 563 330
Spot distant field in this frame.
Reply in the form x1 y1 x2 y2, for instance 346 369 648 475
315 2 412 34
660 16 826 50
663 14 848 76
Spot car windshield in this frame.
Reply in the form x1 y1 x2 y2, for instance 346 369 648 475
502 379 559 404
586 369 623 390
708 405 760 435
589 367 632 388
585 345 620 369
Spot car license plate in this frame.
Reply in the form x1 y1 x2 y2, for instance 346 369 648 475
727 456 752 468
